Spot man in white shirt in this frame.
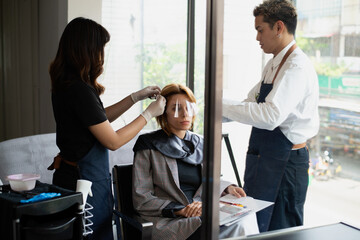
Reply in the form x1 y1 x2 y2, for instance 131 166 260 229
223 0 319 232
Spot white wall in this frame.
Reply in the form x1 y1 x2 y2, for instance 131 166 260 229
68 0 102 23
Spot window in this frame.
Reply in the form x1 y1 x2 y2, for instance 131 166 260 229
101 0 188 131
345 34 360 57
222 0 360 230
101 0 360 236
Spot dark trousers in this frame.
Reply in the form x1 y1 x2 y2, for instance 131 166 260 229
268 147 309 231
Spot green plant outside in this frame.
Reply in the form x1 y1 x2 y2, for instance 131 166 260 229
137 43 205 135
137 37 359 135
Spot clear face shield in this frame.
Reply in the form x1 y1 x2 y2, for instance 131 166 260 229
172 99 199 118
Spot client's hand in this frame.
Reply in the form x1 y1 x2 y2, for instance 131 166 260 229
174 201 202 218
226 185 246 198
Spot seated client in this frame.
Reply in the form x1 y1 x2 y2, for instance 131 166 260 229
132 83 259 239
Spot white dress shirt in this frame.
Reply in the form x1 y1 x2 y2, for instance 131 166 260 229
223 40 319 144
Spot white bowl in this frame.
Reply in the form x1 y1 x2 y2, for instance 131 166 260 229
6 173 40 192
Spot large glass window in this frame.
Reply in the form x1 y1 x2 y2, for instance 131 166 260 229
220 0 263 185
296 0 360 228
101 0 207 135
101 0 188 131
101 0 360 236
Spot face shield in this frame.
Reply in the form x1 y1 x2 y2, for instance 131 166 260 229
172 99 198 118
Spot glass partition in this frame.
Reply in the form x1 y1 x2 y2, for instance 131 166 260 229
221 0 360 230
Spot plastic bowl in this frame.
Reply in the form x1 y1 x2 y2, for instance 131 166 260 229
6 173 40 192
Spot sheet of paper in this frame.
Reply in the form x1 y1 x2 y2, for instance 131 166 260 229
219 202 251 226
220 195 274 214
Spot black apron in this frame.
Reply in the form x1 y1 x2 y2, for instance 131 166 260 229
243 44 308 232
78 141 114 240
243 82 293 232
53 141 114 240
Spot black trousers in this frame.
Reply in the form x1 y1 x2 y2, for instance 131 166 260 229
268 147 309 231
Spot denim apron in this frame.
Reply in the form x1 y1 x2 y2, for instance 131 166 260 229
244 82 293 232
243 44 308 232
78 141 114 240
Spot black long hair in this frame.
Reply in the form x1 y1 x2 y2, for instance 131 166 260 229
49 17 110 95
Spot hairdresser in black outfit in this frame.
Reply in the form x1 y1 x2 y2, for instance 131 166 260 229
48 17 166 240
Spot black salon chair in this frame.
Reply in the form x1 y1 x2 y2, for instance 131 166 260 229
112 165 153 240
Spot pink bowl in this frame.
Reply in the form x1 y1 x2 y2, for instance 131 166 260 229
6 173 40 191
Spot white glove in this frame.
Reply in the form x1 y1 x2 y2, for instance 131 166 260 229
141 95 166 123
130 86 161 103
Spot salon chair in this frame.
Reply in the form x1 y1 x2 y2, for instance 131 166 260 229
112 164 153 240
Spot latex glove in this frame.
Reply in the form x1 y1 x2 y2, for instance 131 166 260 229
141 95 166 123
20 192 61 203
130 86 161 103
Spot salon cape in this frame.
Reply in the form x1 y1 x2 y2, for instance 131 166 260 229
132 129 237 239
133 129 203 165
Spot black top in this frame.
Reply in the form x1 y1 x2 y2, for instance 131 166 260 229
177 159 202 203
52 78 107 161
162 160 202 218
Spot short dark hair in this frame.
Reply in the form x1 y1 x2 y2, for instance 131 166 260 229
253 0 297 35
49 17 110 95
